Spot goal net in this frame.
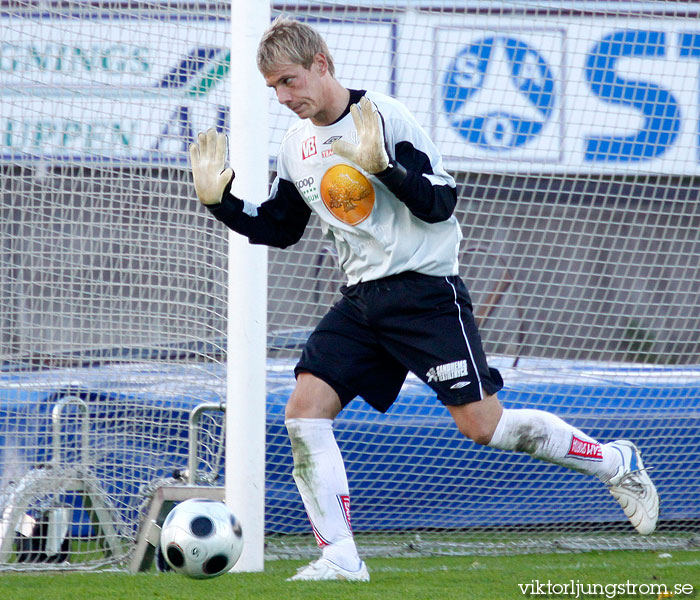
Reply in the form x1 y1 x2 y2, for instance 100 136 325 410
1 0 699 570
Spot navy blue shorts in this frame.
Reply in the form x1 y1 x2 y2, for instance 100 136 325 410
295 272 503 413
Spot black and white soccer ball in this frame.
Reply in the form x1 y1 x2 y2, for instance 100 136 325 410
159 498 243 579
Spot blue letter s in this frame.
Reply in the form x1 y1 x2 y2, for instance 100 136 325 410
584 30 680 162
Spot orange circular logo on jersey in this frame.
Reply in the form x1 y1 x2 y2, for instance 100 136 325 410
320 164 375 226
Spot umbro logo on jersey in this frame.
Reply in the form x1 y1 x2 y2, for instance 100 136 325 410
323 135 342 145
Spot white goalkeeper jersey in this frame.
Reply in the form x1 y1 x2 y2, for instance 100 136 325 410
209 89 461 286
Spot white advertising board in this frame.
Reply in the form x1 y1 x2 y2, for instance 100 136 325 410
3 12 699 174
0 16 394 164
398 13 700 174
1 16 231 161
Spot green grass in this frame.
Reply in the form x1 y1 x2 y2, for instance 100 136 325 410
1 551 698 600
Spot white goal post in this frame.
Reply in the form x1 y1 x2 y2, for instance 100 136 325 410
225 0 268 573
1 0 699 573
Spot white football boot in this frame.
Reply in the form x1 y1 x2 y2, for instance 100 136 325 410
606 440 659 535
287 558 370 582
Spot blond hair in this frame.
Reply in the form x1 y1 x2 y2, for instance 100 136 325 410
257 15 335 77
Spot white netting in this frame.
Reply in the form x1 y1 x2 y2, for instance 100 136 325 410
1 0 699 570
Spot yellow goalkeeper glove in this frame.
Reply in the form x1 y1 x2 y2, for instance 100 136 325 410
189 128 234 206
331 96 390 174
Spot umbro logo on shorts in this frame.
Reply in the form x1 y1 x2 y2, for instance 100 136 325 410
450 381 471 390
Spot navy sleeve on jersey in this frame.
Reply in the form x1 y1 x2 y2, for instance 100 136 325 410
376 140 457 224
206 178 311 249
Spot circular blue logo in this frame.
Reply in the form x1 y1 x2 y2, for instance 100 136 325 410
442 37 557 151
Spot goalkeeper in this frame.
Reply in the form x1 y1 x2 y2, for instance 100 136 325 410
190 16 659 583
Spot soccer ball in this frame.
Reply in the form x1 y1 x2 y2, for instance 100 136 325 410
159 498 243 579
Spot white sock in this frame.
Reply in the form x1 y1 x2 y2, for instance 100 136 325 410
285 418 361 570
488 408 622 482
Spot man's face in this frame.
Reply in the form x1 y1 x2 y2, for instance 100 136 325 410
263 55 326 121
